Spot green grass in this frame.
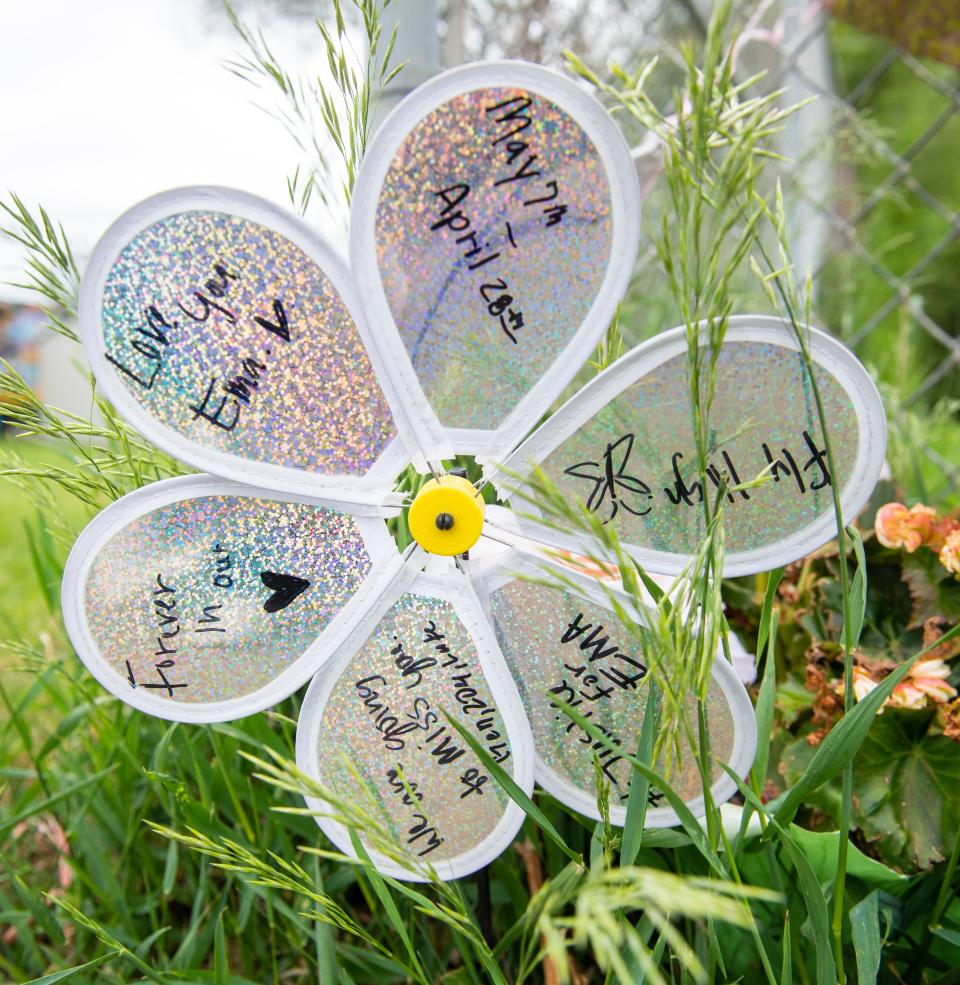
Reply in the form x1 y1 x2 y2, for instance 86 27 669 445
0 435 88 639
818 20 960 505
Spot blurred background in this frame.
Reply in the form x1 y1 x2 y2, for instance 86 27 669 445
0 0 957 632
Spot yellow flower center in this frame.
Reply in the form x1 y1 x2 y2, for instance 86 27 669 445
408 474 485 556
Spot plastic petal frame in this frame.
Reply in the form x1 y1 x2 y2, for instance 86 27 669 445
350 59 643 468
484 315 888 578
295 558 536 882
61 474 405 723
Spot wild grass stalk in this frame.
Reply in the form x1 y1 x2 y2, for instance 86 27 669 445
225 0 402 220
561 1 887 979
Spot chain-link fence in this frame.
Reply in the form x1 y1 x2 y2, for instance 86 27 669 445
753 0 960 504
457 0 960 504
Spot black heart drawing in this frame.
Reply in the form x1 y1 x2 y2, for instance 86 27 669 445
260 571 311 613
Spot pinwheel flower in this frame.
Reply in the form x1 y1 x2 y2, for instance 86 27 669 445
63 61 886 881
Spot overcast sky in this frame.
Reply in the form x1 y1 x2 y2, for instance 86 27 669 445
0 0 322 299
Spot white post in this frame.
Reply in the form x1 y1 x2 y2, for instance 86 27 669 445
377 1 441 125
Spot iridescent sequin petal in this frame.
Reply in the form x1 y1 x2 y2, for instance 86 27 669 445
88 195 397 486
63 477 399 720
493 319 886 575
487 574 748 824
297 575 533 880
372 86 612 432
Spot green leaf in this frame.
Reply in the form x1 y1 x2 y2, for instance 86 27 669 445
722 767 836 985
854 712 960 871
346 830 424 981
840 527 867 650
785 825 908 891
781 914 792 985
22 951 121 984
778 829 836 985
162 837 178 896
934 927 960 948
0 766 116 836
310 857 339 985
771 623 960 830
752 606 779 790
756 567 785 659
850 890 881 985
901 549 960 627
0 857 65 946
633 560 668 610
620 685 659 866
214 910 229 985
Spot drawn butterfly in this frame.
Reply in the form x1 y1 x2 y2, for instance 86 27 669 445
564 432 654 523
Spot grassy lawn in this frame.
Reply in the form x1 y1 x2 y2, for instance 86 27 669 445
0 433 90 644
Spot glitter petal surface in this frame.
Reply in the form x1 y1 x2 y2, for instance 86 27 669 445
83 494 373 705
374 87 612 430
489 578 735 815
538 341 859 556
312 593 512 868
99 209 395 474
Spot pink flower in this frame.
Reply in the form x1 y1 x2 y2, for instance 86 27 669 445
939 528 960 576
888 657 957 709
838 658 956 713
851 665 879 701
875 502 938 553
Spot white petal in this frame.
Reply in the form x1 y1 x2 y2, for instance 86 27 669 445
62 475 402 722
351 61 642 467
296 557 534 881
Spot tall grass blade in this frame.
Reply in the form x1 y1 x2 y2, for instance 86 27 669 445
850 891 881 985
213 909 229 985
22 951 121 984
724 769 836 985
839 527 867 651
781 914 792 985
752 607 779 791
444 710 583 866
621 685 659 866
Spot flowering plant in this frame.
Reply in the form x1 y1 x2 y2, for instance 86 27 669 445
741 497 960 873
875 500 960 575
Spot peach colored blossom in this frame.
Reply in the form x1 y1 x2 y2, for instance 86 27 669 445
887 681 924 710
888 658 957 709
837 657 956 712
939 528 960 576
851 665 880 702
875 502 938 552
929 516 960 553
907 657 957 702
